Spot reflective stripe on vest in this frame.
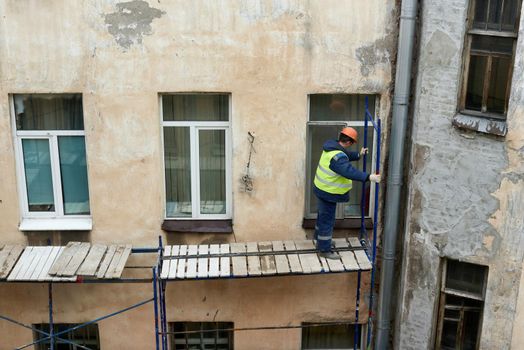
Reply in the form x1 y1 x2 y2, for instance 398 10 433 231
314 150 352 195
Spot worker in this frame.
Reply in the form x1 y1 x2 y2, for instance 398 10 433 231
314 127 381 259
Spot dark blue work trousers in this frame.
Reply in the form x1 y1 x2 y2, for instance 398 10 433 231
314 197 337 252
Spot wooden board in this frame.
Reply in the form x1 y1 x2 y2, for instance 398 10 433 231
326 255 345 272
160 246 172 280
354 250 372 270
208 244 220 278
77 244 107 276
176 245 188 279
294 240 315 251
38 247 62 281
333 238 350 248
246 242 261 276
96 245 117 279
219 244 230 277
21 247 46 280
105 245 132 279
299 253 322 274
8 247 34 281
61 243 91 276
348 237 362 248
29 247 54 280
197 245 209 278
0 245 24 279
259 242 276 275
231 243 247 277
48 242 81 276
185 258 198 279
339 251 359 271
284 241 302 273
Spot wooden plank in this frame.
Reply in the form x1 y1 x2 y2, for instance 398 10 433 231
354 250 372 270
187 245 198 256
185 258 198 278
284 241 302 273
318 255 330 272
77 244 107 276
176 245 188 279
230 242 247 277
258 242 276 275
274 254 290 274
48 242 81 275
294 240 315 251
339 251 359 271
246 242 261 276
299 253 322 274
197 245 209 278
105 244 132 279
0 245 24 279
160 246 172 280
30 247 54 281
62 243 91 276
38 247 62 281
326 256 345 272
348 237 362 249
21 247 45 281
208 245 220 278
171 245 180 256
271 241 284 252
96 245 117 279
167 256 178 280
219 244 230 277
9 247 35 281
102 245 125 278
333 238 350 248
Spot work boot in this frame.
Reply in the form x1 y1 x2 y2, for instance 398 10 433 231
319 251 340 260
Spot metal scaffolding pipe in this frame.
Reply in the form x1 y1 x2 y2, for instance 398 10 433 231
375 0 418 349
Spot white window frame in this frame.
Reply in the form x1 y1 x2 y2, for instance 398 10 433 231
305 94 378 219
10 95 92 231
160 94 232 220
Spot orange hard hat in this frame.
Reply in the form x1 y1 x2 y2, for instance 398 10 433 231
341 127 358 143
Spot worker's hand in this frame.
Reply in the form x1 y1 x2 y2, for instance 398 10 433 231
369 174 381 183
360 147 368 157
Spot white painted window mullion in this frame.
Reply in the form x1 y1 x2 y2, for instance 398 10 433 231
190 126 200 218
50 135 64 216
16 137 30 217
225 127 232 218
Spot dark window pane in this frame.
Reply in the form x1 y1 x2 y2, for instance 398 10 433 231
446 260 487 296
33 323 100 350
163 94 229 121
164 127 192 217
309 94 375 122
487 0 504 30
199 130 226 215
58 136 90 215
465 55 487 111
462 309 482 350
441 318 459 349
301 323 356 349
471 35 514 54
501 0 520 31
14 94 84 131
487 56 511 114
170 322 233 350
22 139 55 212
473 0 489 29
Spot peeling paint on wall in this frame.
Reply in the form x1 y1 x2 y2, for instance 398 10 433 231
104 0 164 49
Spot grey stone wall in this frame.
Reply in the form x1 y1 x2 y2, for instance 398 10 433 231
396 0 524 349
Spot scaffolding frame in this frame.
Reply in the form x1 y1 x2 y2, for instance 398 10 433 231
0 99 381 350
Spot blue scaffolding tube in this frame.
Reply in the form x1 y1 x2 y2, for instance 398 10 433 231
354 96 381 350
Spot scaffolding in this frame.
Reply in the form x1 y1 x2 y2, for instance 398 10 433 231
0 98 381 350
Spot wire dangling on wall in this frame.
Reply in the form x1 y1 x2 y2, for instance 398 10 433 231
241 131 256 192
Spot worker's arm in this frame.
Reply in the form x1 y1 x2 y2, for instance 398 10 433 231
329 154 369 182
346 151 361 161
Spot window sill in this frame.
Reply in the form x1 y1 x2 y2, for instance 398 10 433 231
452 113 507 137
162 219 233 233
302 217 373 230
19 217 93 231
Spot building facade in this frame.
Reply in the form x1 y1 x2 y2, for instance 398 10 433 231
0 1 397 349
396 0 524 349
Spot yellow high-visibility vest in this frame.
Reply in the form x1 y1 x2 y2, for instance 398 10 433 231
314 150 352 194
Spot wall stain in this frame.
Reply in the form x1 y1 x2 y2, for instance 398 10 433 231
104 0 164 49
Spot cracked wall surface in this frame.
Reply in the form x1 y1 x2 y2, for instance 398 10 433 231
397 1 524 349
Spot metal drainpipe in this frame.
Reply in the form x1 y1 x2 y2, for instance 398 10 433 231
375 0 418 349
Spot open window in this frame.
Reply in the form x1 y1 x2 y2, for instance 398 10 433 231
304 94 377 226
12 94 91 231
435 259 488 349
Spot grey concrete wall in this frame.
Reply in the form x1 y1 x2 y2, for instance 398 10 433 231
397 1 524 349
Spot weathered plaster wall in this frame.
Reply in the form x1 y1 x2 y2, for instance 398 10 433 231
397 1 524 349
0 0 395 244
0 1 396 348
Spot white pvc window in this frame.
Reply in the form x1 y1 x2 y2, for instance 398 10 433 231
12 94 91 228
161 94 232 219
305 94 378 219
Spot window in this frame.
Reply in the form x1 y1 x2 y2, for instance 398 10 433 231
12 94 91 230
162 94 231 220
33 323 100 350
436 260 488 350
301 323 365 349
169 322 233 350
305 94 377 219
460 0 522 119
